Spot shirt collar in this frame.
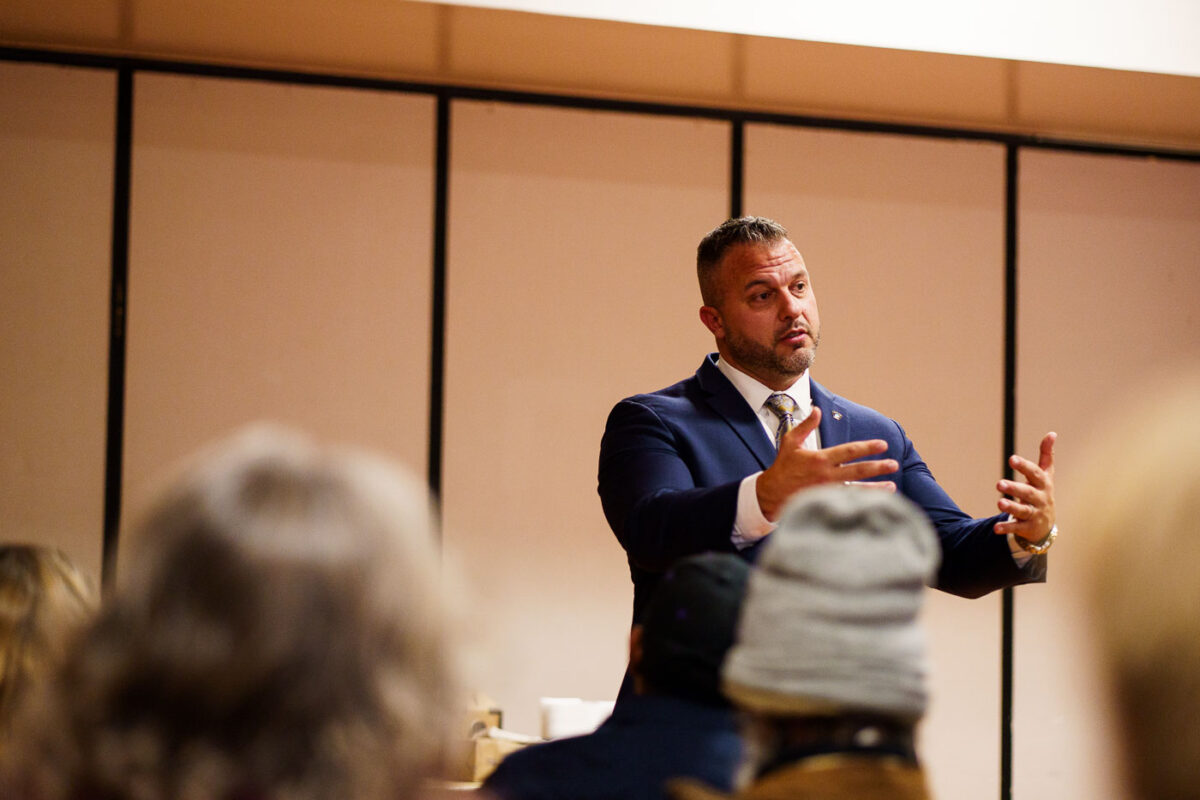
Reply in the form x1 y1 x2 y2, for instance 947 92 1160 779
714 356 812 415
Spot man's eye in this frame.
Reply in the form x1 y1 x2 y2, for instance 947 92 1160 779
792 283 806 294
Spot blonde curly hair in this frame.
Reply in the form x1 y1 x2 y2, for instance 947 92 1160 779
0 545 97 747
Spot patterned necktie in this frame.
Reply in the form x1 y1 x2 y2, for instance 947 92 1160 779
764 393 800 449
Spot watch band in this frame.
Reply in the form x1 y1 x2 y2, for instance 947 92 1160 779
1016 524 1058 555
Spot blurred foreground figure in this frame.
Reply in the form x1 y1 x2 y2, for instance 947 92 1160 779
0 545 97 751
1074 375 1200 800
483 552 749 800
6 426 461 800
673 487 940 800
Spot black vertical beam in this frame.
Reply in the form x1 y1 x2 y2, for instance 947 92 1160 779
999 142 1020 800
729 118 744 218
427 93 451 515
101 67 134 590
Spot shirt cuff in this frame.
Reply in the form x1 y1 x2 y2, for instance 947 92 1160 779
1005 516 1035 566
732 472 776 550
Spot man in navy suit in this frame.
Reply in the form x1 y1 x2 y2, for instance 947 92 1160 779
599 216 1057 623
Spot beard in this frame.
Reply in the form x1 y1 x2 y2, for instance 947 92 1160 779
724 325 820 384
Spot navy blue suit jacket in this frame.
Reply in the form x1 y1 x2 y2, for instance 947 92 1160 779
482 694 741 800
599 354 1046 622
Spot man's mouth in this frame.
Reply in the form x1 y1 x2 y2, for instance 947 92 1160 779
778 328 808 345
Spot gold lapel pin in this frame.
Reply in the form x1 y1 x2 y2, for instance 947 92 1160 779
832 410 843 421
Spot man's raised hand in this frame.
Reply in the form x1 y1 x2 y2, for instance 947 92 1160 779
755 407 900 521
994 431 1057 542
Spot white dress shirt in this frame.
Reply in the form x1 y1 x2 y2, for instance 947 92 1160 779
714 357 816 548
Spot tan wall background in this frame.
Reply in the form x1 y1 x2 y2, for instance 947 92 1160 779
3 38 1200 798
442 100 726 734
1 61 114 581
122 73 436 525
1013 150 1200 797
744 125 1008 799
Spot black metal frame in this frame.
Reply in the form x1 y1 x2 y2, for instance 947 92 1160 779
6 44 1199 799
101 66 133 590
6 46 1200 161
428 93 451 509
1000 143 1021 800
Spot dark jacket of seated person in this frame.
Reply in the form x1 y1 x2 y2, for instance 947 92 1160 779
482 552 750 800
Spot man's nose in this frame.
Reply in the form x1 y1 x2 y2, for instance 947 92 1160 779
779 291 802 319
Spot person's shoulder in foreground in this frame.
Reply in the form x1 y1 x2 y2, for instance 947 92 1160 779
484 552 751 800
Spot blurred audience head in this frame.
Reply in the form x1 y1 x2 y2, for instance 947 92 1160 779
0 545 97 745
632 552 751 705
9 425 461 800
1074 373 1200 800
721 486 939 782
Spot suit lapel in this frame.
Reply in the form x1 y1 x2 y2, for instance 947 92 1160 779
810 379 848 448
696 355 776 470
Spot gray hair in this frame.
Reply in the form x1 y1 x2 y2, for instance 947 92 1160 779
9 426 462 800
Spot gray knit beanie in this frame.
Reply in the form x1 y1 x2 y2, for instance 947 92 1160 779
722 486 940 721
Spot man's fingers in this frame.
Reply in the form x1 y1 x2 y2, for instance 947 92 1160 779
1039 432 1057 472
996 479 1044 506
1005 432 1057 489
844 480 897 492
993 519 1022 536
784 406 822 442
838 458 899 482
998 497 1036 520
825 438 889 465
1008 455 1048 489
994 517 1049 540
993 516 1040 535
995 436 1056 540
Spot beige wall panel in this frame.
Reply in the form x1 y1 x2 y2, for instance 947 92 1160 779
5 3 1200 152
1014 150 1200 799
0 1 122 45
124 74 434 526
448 7 735 101
743 39 1011 128
0 62 113 582
443 100 727 734
1016 62 1200 149
7 5 1200 151
744 124 1007 799
129 0 442 76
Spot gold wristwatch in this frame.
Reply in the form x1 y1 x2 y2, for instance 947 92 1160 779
1016 524 1058 555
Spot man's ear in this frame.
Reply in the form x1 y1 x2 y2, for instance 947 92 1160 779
699 305 724 338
